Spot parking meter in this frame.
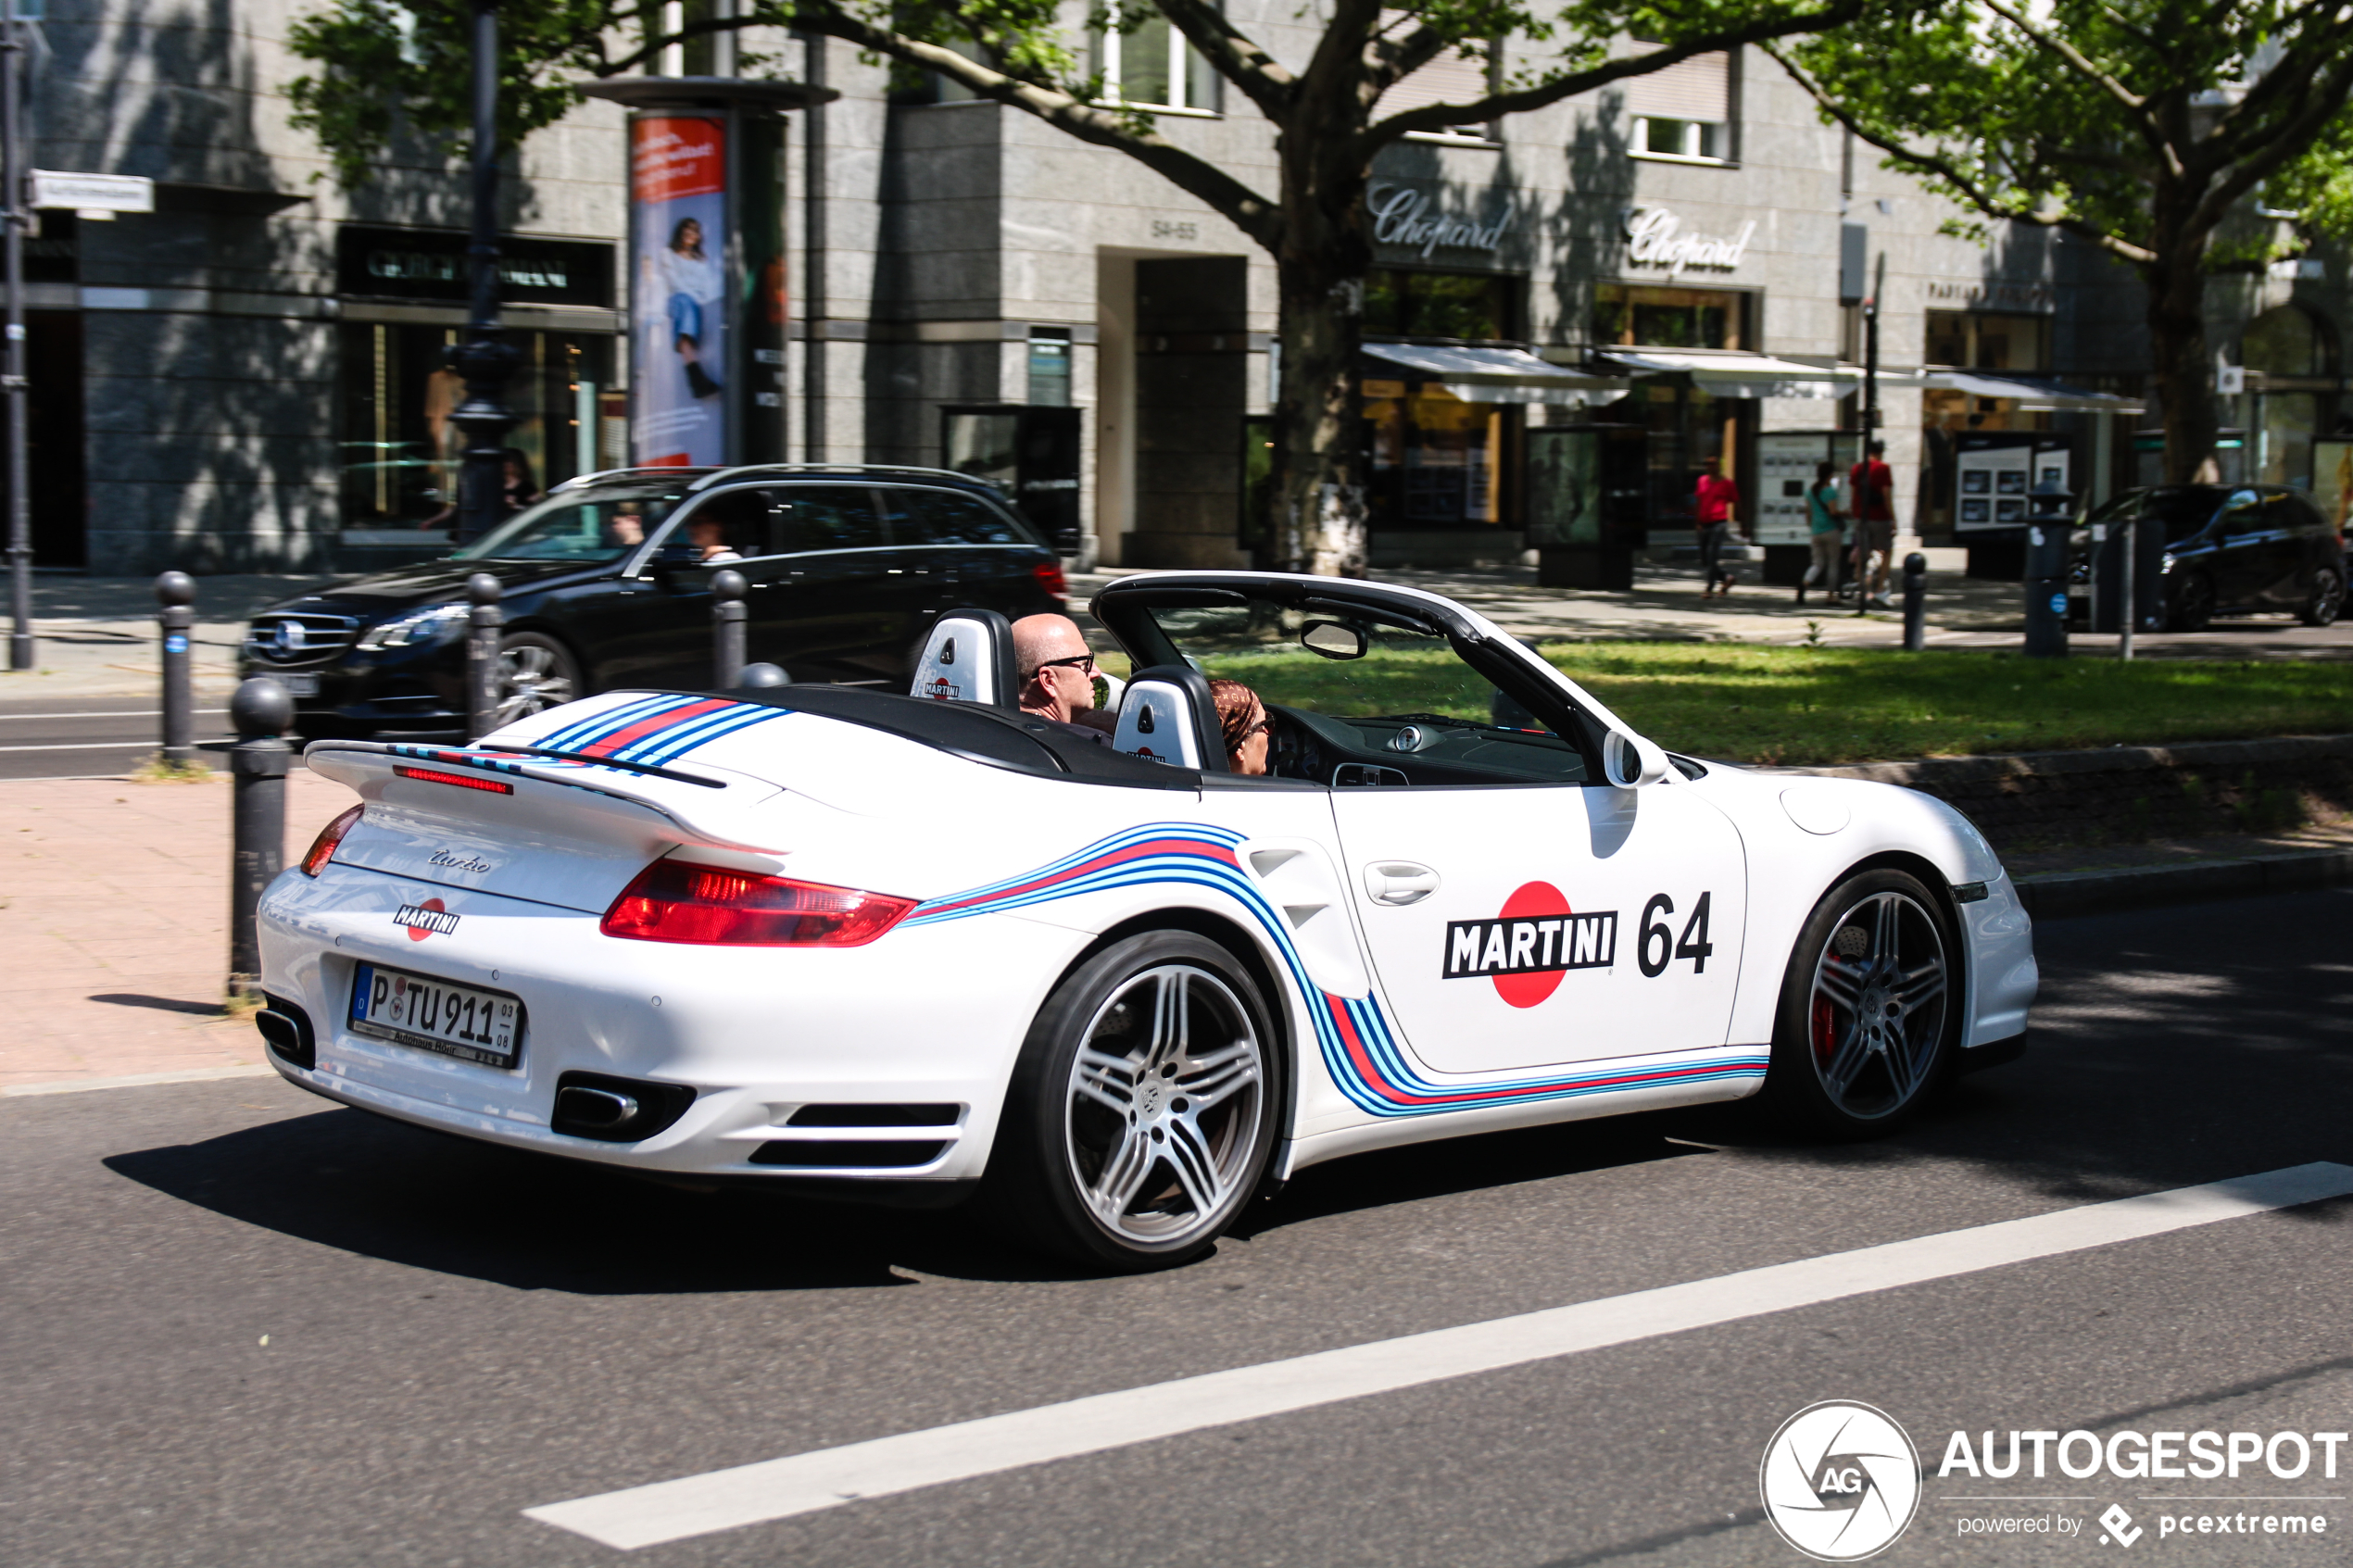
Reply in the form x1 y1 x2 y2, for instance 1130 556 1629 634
2022 477 2072 659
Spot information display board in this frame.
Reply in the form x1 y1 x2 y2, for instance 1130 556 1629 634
1754 432 1863 544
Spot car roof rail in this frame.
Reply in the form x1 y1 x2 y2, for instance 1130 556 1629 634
683 463 995 494
549 465 714 494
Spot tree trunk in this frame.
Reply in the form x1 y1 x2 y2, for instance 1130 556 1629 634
2145 189 2219 485
1266 123 1373 576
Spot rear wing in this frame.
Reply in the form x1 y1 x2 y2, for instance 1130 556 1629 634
304 737 792 856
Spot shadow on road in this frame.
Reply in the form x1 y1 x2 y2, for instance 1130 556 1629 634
99 890 2353 1292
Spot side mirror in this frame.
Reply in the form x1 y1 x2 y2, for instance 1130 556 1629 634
1602 729 1672 788
1301 620 1366 660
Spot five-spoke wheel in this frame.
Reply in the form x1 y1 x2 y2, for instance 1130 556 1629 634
986 932 1277 1269
1767 869 1957 1134
493 632 582 728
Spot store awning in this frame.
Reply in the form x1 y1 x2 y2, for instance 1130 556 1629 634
1365 344 1626 406
1598 347 1857 400
1910 369 2145 413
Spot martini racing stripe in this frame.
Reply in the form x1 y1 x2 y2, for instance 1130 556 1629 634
535 694 786 765
908 823 1768 1118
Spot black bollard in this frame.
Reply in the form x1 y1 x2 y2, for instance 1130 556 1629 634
227 677 294 999
2022 524 2070 659
737 661 791 689
1901 552 1927 652
465 572 503 741
711 569 748 689
156 571 195 767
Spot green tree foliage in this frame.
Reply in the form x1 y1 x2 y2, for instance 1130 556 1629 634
291 0 1874 572
1770 3 2353 484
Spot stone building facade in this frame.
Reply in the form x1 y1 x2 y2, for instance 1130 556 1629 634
17 0 2347 576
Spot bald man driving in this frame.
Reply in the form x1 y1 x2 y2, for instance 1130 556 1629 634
1012 613 1115 739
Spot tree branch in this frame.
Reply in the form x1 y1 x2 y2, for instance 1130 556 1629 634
1978 0 2146 114
1153 0 1297 121
795 8 1283 250
1764 42 2158 267
1367 2 1863 145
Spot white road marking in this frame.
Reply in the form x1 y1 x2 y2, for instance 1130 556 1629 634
1 1064 278 1097
525 1161 2353 1550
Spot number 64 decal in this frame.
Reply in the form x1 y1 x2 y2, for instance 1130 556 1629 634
1636 892 1715 977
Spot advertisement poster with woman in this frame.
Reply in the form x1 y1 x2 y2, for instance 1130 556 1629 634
631 116 728 467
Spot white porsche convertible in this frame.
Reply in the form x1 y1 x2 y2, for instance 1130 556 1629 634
257 572 2036 1269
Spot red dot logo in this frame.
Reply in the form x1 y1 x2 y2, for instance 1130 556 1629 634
1493 881 1572 1008
405 897 447 942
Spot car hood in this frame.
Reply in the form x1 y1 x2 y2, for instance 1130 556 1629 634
257 558 610 620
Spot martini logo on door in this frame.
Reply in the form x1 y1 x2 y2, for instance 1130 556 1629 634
1443 881 1617 1008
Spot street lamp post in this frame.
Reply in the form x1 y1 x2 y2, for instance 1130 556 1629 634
3 0 32 671
447 0 518 546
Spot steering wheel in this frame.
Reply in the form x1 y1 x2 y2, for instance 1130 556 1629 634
1266 707 1320 781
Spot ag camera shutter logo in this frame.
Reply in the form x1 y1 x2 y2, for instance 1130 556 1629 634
1760 1400 1922 1561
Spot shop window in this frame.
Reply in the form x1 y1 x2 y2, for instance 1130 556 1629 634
1371 10 1494 142
1365 386 1512 532
1366 268 1519 341
1626 51 1731 164
1592 282 1750 350
1094 6 1220 114
1922 310 2047 371
338 324 618 536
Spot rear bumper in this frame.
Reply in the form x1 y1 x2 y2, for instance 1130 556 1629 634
257 862 1070 1183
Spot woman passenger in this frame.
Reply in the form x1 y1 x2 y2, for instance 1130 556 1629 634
1209 678 1271 776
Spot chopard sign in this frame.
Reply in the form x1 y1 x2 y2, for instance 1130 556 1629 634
1368 184 1516 258
1622 207 1755 276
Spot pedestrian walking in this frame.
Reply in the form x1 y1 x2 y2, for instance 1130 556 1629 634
1798 460 1847 605
1693 457 1743 600
1848 439 1896 608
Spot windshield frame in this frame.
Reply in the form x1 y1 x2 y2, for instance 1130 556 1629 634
449 483 690 569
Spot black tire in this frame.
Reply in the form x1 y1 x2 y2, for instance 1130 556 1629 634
2297 566 2344 628
981 931 1279 1272
1761 868 1958 1138
2166 572 2217 632
492 632 583 729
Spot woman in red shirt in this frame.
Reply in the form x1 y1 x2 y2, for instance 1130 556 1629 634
1693 458 1743 599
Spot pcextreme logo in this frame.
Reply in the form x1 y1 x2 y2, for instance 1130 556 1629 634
1760 1400 1923 1562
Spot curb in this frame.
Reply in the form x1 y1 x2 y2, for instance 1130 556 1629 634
2015 845 2353 920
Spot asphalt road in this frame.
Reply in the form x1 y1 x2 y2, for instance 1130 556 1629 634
0 696 234 780
4 889 2348 1568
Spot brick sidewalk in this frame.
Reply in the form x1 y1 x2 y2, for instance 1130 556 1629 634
0 769 357 1089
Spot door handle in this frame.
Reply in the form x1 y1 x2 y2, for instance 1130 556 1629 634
1363 861 1440 906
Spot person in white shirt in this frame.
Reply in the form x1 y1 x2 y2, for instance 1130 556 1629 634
661 218 724 400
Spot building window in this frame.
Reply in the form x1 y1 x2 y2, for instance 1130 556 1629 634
1366 269 1519 342
1095 7 1220 114
1592 282 1751 350
1625 51 1731 164
1027 331 1072 406
1924 310 2048 372
1372 11 1494 143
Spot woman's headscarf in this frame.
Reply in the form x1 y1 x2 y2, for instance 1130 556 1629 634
1207 678 1265 761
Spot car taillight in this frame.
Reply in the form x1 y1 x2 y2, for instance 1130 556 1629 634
1033 558 1068 600
600 860 918 947
301 804 365 877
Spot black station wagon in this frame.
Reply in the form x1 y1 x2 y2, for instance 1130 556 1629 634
242 466 1069 736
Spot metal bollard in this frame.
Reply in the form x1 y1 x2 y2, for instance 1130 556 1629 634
227 677 293 999
711 569 748 688
2022 524 2070 659
156 571 196 766
737 661 790 689
1900 552 1927 652
465 572 503 741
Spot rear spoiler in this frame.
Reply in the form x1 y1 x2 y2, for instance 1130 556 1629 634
304 739 792 855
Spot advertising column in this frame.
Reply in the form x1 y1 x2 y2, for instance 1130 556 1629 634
630 116 730 467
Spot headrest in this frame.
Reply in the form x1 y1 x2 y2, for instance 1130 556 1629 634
1110 663 1227 771
911 607 1016 707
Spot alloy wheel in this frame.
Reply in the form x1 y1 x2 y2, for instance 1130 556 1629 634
2304 568 2344 628
2171 573 2216 632
494 640 577 727
1063 962 1265 1248
1806 890 1949 1121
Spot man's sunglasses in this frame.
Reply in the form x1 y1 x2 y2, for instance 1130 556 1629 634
1034 654 1097 674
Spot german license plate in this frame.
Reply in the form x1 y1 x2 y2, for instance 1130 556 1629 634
348 962 523 1068
277 672 321 696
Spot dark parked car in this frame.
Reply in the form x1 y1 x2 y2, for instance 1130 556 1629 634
242 466 1068 737
2073 484 2346 631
